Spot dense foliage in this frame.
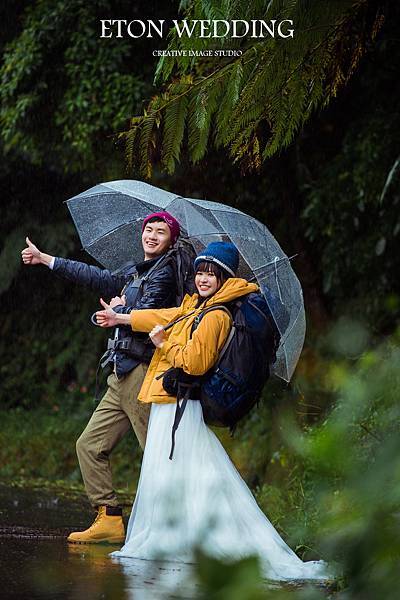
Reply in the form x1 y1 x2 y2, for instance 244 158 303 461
0 0 174 173
120 0 386 177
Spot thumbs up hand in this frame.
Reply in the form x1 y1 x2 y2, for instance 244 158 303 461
95 298 118 327
21 237 42 265
21 237 53 266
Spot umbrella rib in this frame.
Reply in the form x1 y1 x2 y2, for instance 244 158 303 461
185 198 245 215
280 309 303 347
253 254 298 272
198 211 255 272
278 351 290 382
248 255 298 282
64 187 116 203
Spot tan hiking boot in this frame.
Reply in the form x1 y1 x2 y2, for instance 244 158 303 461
67 506 125 544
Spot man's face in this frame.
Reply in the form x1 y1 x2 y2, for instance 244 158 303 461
142 220 172 260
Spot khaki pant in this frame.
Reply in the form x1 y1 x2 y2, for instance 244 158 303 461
76 363 151 507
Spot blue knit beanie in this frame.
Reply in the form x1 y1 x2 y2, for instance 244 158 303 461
194 241 239 277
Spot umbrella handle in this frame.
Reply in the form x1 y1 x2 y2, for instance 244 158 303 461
91 312 102 327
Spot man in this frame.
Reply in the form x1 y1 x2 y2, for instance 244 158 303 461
21 211 181 543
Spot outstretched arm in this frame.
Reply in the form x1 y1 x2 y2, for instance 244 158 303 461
52 258 126 297
22 236 126 297
95 299 131 327
96 299 181 332
130 305 182 332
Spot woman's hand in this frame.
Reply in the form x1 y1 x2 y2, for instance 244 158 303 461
95 298 118 327
149 325 166 348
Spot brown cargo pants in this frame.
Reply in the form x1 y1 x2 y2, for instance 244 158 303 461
76 363 151 507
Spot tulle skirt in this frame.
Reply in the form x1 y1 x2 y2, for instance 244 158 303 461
112 401 331 582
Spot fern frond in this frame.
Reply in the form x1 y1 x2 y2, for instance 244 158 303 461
161 92 189 174
124 125 140 172
139 111 157 179
215 60 244 143
187 75 225 162
125 0 386 175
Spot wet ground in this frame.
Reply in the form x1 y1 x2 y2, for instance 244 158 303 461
0 483 335 599
0 483 201 599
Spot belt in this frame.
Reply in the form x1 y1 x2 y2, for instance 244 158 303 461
107 338 133 352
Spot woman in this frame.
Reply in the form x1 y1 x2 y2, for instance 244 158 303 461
96 242 330 581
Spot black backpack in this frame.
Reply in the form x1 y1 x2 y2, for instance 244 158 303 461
197 292 280 427
168 238 197 304
162 291 282 459
111 237 197 306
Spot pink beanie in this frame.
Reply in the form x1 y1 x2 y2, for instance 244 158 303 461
142 211 180 245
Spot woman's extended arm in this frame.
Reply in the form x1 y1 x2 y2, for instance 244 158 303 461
95 299 181 330
95 299 131 327
130 305 181 332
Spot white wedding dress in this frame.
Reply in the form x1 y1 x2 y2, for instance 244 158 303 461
112 401 331 582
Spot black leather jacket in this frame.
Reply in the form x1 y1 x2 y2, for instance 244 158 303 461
53 255 177 377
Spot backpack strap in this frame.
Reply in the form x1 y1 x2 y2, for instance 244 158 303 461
175 250 183 300
162 309 198 332
141 241 196 305
167 305 234 460
191 305 235 369
216 322 236 364
139 252 170 284
169 386 190 460
191 305 233 333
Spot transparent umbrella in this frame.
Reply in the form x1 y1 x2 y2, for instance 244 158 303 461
66 180 305 382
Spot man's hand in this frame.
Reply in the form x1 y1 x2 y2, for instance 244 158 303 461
149 325 166 348
21 237 42 265
109 294 126 309
21 237 53 266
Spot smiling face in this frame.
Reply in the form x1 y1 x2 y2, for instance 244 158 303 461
142 220 172 260
195 261 227 299
195 270 220 298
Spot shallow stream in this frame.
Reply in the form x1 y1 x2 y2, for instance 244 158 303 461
0 483 332 599
0 483 200 599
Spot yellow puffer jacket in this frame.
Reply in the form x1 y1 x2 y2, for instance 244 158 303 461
130 278 259 404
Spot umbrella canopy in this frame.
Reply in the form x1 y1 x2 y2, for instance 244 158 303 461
66 180 305 382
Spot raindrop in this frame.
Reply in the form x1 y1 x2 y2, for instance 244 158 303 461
375 237 386 256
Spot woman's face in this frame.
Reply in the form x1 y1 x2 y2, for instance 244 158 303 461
195 269 221 298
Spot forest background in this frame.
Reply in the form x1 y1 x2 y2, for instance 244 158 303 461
0 1 399 598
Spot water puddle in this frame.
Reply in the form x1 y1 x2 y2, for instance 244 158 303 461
0 483 199 599
0 483 333 598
